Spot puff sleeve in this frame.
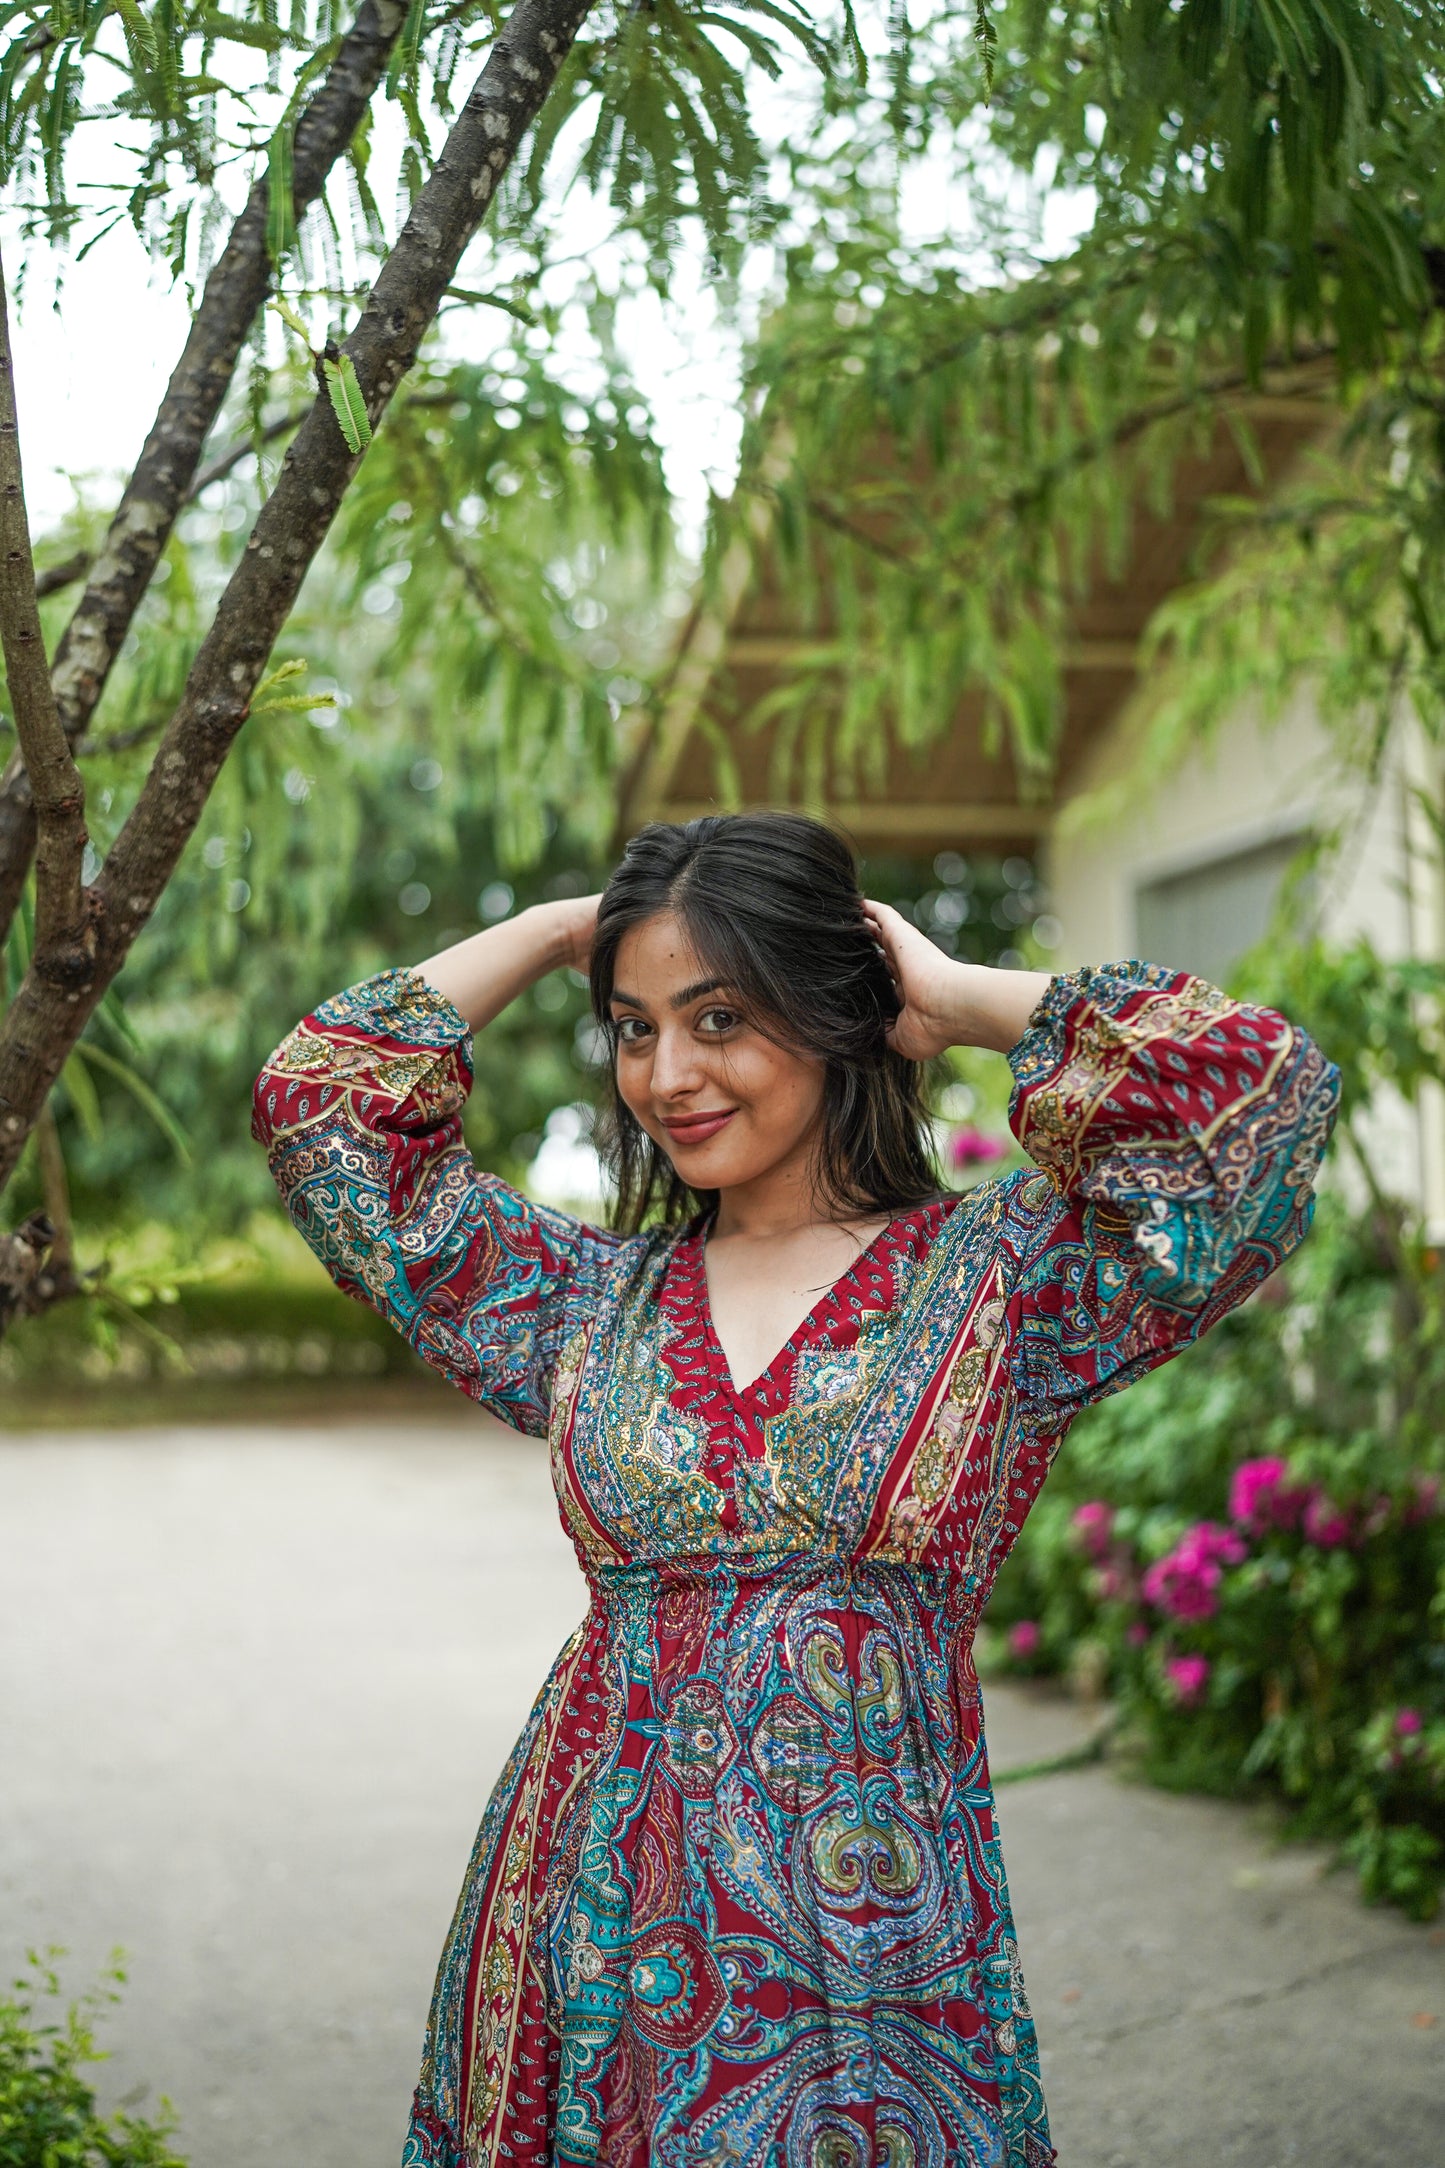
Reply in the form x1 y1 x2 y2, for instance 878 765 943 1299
252 969 618 1436
1002 960 1340 1412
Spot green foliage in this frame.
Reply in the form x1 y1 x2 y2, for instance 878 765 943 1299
0 0 872 281
0 1954 185 2167
986 932 1445 1917
0 1222 434 1409
523 0 840 280
5 330 657 1239
1125 342 1445 791
712 0 1445 798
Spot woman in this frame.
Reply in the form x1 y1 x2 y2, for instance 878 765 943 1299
253 812 1338 2168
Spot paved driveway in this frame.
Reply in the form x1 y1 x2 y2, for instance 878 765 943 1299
1 1421 1440 2166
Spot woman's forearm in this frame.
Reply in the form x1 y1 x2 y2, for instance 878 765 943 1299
938 962 1053 1055
415 900 592 1032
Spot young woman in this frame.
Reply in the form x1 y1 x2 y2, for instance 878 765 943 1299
253 812 1338 2168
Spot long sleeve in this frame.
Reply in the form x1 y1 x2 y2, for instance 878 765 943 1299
1001 959 1340 1411
252 969 619 1436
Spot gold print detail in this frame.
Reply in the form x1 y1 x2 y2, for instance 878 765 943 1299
802 1625 852 1725
973 1298 1005 1348
810 1796 922 1901
810 2134 866 2168
910 1341 990 1509
267 1023 451 1114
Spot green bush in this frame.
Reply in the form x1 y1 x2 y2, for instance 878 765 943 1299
0 1956 184 2168
987 937 1445 1917
0 1220 431 1423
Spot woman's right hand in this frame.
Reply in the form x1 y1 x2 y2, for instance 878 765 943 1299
548 893 603 973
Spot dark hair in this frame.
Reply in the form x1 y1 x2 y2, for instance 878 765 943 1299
589 812 940 1234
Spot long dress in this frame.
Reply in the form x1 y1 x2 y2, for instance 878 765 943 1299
253 959 1338 2168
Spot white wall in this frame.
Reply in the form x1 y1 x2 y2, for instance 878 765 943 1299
1043 689 1445 1235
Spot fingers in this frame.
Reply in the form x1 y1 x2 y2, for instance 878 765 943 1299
861 898 898 959
862 900 906 1035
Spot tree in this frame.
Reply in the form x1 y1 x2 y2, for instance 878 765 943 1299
0 0 696 1319
721 1 1445 794
0 0 1439 1331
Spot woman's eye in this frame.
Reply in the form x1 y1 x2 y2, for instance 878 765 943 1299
697 1007 741 1035
614 1016 651 1044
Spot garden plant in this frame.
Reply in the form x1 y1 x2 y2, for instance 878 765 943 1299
0 1955 184 2168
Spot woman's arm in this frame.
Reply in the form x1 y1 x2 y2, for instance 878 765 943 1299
862 899 1050 1056
998 959 1339 1407
865 900 1340 1407
416 894 600 1029
252 898 612 1434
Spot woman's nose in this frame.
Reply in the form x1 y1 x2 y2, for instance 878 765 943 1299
650 1025 704 1099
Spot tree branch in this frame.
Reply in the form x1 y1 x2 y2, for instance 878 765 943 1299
0 244 94 987
33 1101 75 1285
189 406 312 498
0 0 409 946
35 550 92 601
0 0 599 1203
187 383 458 500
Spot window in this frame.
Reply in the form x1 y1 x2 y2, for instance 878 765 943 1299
1134 834 1311 987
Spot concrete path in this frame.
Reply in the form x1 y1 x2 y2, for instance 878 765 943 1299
1 1422 1439 2167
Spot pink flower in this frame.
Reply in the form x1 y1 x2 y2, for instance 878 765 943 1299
1164 1655 1210 1706
1071 1501 1115 1559
950 1126 1007 1170
1142 1551 1220 1621
1141 1524 1245 1622
1008 1620 1042 1661
1395 1708 1423 1738
1302 1490 1353 1548
1178 1521 1247 1569
1126 1621 1151 1647
1229 1457 1307 1532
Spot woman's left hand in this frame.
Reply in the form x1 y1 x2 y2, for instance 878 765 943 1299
864 898 1054 1058
862 899 967 1060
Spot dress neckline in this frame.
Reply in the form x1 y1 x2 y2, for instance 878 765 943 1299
679 1212 908 1401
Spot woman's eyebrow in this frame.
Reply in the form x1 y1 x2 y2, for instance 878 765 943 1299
609 977 734 1013
670 977 731 1009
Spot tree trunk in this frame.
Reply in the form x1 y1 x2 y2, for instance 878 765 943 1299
0 243 94 986
0 0 598 1246
0 0 409 946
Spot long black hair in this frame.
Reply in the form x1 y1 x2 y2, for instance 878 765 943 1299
589 812 940 1234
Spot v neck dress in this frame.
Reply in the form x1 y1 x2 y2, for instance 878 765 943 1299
253 960 1338 2168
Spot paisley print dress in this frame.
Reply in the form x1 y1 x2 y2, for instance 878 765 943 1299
252 959 1338 2168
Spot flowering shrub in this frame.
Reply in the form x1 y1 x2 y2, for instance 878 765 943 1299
986 938 1445 1918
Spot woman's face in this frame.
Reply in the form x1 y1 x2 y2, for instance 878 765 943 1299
608 911 826 1197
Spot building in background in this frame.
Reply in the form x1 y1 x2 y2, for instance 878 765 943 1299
621 398 1445 1236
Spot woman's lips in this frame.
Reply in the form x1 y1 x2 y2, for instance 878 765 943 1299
660 1109 737 1146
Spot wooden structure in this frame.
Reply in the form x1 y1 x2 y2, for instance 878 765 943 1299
618 376 1334 860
